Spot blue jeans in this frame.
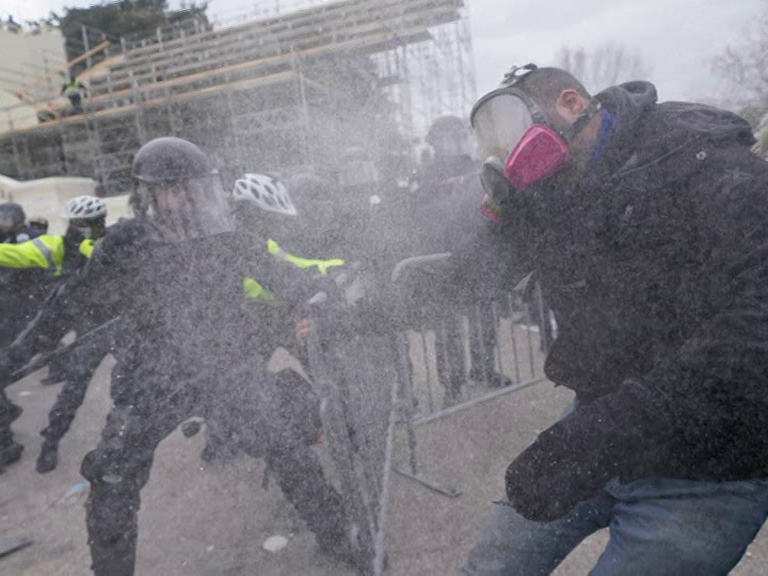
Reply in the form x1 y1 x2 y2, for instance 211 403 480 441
462 477 768 575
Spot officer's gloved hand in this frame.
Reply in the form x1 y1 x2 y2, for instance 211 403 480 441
504 381 675 521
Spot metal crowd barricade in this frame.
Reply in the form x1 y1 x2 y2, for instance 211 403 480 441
305 266 555 575
307 309 402 576
406 281 555 427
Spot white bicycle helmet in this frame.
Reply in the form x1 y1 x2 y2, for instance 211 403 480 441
233 173 297 216
62 195 107 220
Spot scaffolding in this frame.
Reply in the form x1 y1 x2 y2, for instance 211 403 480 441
0 0 477 194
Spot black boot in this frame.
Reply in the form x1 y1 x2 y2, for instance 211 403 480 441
36 439 59 474
200 442 218 462
316 522 371 574
0 441 23 473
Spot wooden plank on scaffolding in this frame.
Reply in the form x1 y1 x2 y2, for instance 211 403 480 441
123 0 379 62
94 0 458 99
51 23 434 113
0 15 438 140
0 71 299 139
104 0 458 86
15 41 111 101
143 5 452 87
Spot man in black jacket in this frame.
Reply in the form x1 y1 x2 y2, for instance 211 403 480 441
22 138 357 575
461 65 768 574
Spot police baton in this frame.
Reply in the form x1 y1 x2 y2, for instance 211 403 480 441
10 317 120 382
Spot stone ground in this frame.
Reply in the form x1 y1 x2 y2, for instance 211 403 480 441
2 332 767 575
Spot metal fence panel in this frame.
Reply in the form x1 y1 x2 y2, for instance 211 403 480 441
402 289 555 423
305 280 556 574
307 318 401 575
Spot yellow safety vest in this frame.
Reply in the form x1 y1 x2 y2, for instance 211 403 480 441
267 238 345 276
0 235 66 275
243 239 346 302
243 277 278 303
79 238 96 258
0 236 98 276
64 81 83 96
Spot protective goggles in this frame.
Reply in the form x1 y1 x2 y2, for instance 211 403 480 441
470 86 601 192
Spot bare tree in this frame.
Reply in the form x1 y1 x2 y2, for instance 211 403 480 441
712 10 768 125
556 42 651 93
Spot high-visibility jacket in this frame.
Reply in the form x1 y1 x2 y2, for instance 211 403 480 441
63 80 85 97
243 238 346 302
0 235 96 275
79 238 96 258
267 238 345 276
0 235 66 275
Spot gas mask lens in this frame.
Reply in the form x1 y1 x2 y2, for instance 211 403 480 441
472 94 534 162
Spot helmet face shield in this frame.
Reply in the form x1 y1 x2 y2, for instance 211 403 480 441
139 172 234 241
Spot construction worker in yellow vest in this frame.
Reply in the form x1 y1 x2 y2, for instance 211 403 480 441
60 75 87 114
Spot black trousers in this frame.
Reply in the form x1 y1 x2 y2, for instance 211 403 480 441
67 93 83 113
41 342 107 447
0 388 20 449
80 360 346 576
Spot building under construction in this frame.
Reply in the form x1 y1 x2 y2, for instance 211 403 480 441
0 0 477 195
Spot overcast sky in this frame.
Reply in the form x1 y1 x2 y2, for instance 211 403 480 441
3 0 763 102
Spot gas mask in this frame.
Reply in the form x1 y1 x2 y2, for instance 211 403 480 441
470 65 601 217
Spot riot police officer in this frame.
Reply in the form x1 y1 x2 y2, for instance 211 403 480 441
25 138 357 575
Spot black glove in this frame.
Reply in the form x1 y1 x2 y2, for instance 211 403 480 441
505 381 675 521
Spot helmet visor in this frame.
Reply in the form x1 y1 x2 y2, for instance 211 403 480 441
140 172 234 241
472 93 534 162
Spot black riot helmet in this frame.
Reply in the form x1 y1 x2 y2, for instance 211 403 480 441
0 202 26 242
131 137 233 241
133 137 210 184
